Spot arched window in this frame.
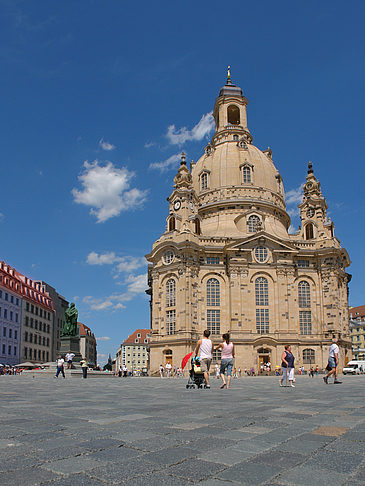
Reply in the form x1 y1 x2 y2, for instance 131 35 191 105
303 349 315 364
298 281 312 335
166 310 176 335
207 278 220 334
242 166 251 183
255 277 268 306
248 215 260 233
166 279 176 307
255 277 269 334
305 223 314 240
298 281 310 308
195 218 201 235
207 278 220 306
227 105 240 125
168 217 176 232
201 173 208 191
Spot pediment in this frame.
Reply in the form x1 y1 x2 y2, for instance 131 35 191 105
224 231 297 253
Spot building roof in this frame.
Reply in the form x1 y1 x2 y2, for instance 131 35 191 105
123 329 150 345
349 305 365 319
0 260 53 310
78 322 95 338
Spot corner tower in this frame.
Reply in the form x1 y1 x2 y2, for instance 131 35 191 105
146 71 351 375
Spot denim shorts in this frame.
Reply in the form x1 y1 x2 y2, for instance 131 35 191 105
328 357 337 369
220 358 234 376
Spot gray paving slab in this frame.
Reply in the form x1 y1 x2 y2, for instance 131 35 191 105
1 375 365 485
276 464 348 486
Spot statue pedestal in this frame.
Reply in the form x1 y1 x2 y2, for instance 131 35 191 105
59 336 82 365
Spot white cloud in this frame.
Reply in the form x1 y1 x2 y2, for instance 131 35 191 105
166 111 215 145
288 224 298 235
99 138 116 151
72 160 147 223
286 184 303 206
87 252 146 274
125 273 148 294
96 336 111 341
81 272 147 312
149 153 181 172
144 141 156 148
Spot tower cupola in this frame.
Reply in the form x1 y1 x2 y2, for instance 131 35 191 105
212 66 252 145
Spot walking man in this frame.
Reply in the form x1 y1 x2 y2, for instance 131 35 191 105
323 338 341 384
194 329 213 389
55 355 65 378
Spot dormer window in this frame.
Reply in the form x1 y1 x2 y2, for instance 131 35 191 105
168 217 176 232
247 214 261 233
233 134 239 141
201 173 208 190
240 162 253 184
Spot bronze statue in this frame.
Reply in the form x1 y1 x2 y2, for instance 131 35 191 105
61 303 79 337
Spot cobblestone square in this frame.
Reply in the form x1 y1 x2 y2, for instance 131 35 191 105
1 375 365 485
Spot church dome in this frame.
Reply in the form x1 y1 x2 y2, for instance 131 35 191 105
192 141 285 208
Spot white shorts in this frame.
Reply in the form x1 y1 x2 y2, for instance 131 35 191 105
282 367 294 381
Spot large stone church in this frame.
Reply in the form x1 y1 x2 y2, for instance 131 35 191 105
146 72 351 373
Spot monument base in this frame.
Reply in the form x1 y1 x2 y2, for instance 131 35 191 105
59 336 82 366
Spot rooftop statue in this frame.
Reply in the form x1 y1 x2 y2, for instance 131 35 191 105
61 303 79 337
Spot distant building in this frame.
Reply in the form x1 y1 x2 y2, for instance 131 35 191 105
349 305 365 360
0 261 54 364
35 281 69 361
115 329 150 371
0 263 22 366
78 322 97 367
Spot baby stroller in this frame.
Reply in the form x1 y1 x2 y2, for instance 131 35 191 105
186 356 207 389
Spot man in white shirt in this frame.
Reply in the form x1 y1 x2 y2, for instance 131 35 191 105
55 355 65 378
65 351 75 369
194 329 213 388
165 362 172 378
324 338 341 384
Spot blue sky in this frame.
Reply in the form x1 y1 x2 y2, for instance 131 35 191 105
1 1 364 364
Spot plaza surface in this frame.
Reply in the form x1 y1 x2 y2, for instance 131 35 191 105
1 375 365 486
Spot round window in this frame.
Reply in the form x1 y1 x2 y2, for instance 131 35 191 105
254 246 268 263
163 250 175 265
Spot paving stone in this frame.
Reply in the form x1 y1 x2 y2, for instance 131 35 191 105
168 458 227 481
41 456 106 474
40 473 105 486
277 464 347 486
0 453 43 471
352 465 365 482
27 445 87 462
127 435 185 451
78 438 124 451
121 471 192 485
143 445 199 465
85 445 142 463
249 450 306 469
276 438 327 454
198 480 242 486
198 446 255 465
306 448 363 473
85 457 163 483
218 460 282 484
0 466 61 485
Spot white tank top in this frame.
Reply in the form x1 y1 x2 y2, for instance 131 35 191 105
200 338 212 359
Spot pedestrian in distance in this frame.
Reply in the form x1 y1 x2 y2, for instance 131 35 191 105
323 338 341 384
194 329 214 389
159 364 164 378
80 357 88 379
280 345 295 387
55 355 65 378
215 332 235 389
65 350 75 369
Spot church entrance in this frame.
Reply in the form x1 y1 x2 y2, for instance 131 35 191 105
164 349 172 365
257 347 271 373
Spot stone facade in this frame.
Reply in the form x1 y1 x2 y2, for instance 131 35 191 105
78 322 97 367
115 329 150 371
146 74 351 374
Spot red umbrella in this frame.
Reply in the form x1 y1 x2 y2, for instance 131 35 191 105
181 352 193 370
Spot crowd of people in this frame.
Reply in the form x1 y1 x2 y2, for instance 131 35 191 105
188 330 343 389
